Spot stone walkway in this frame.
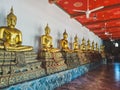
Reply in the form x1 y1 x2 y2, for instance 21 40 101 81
55 63 120 90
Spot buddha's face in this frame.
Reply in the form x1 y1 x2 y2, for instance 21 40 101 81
75 38 78 42
45 29 50 36
63 34 68 40
82 40 85 44
7 17 16 28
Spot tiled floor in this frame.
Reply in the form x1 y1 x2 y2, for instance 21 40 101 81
55 63 120 90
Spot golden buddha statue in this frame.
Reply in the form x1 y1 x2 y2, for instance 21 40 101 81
91 41 95 51
80 38 86 51
100 45 106 58
40 24 59 52
86 39 91 51
95 43 99 51
73 35 79 52
0 7 33 51
100 45 105 52
60 30 71 52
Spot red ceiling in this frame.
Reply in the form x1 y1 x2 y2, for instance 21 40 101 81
49 0 120 40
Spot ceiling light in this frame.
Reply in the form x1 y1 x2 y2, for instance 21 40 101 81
93 13 97 20
115 42 119 47
110 39 114 42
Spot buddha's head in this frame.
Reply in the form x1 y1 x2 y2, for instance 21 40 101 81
74 35 78 42
82 38 85 44
92 41 95 48
96 43 98 47
100 45 105 51
45 24 50 36
92 41 94 45
63 30 68 40
7 7 17 28
87 39 90 44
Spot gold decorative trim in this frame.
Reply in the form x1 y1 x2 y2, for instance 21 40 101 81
73 2 83 7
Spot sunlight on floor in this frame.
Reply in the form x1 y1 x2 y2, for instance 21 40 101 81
114 63 120 81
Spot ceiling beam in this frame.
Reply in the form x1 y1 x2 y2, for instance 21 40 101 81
99 34 120 37
98 34 120 38
70 3 120 18
70 13 84 18
101 35 120 38
108 30 120 33
101 36 120 39
98 34 111 37
100 37 120 40
94 28 120 33
49 0 58 4
94 29 120 34
89 26 120 31
101 37 120 40
84 18 120 26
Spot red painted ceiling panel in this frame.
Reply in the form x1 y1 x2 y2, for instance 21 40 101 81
53 0 120 40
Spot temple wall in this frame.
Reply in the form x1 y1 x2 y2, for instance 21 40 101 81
0 0 102 52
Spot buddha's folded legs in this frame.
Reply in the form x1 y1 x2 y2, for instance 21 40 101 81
4 46 33 51
0 45 4 49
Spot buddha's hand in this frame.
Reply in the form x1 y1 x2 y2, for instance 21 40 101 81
50 45 53 48
4 42 10 50
17 41 22 45
0 40 4 43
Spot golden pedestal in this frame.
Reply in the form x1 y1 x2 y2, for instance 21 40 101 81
39 51 67 74
78 51 90 65
0 50 45 88
77 51 102 65
61 52 80 69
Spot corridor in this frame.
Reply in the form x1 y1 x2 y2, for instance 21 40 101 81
56 63 120 90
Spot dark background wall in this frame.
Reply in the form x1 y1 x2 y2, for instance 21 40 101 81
103 40 120 62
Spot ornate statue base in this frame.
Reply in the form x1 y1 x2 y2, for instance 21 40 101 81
78 51 90 65
78 50 102 65
39 51 67 74
100 51 106 61
0 50 45 88
86 51 93 62
61 51 80 69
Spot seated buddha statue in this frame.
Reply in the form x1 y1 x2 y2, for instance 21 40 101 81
80 38 86 51
100 45 106 58
0 7 33 51
40 24 59 52
86 39 91 51
73 35 79 52
91 41 95 51
100 45 105 53
60 30 71 52
95 43 99 51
